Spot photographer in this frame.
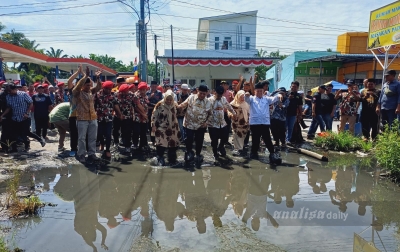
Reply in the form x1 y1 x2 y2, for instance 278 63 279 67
360 79 380 141
286 81 303 144
335 79 360 135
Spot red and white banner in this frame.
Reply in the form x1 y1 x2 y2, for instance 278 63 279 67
166 59 274 67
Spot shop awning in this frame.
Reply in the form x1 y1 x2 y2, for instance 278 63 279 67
298 54 398 64
158 57 275 67
0 41 117 76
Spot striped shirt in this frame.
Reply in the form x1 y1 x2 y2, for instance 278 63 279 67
6 91 33 122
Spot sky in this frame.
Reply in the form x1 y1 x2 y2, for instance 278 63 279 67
0 0 395 66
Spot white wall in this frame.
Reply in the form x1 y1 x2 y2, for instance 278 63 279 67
163 65 255 88
208 15 257 50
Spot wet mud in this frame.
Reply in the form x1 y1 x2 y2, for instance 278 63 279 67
1 146 400 252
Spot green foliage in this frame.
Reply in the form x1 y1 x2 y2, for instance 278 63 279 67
314 131 365 152
255 49 288 80
374 120 400 175
46 47 68 58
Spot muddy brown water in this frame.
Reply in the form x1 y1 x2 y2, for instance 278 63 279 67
2 149 400 252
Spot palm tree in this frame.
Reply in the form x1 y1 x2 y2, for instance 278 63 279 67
71 54 84 58
21 39 41 52
0 22 6 33
1 29 26 47
46 47 68 58
256 48 268 57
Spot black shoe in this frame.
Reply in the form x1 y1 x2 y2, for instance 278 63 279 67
249 152 259 160
307 135 315 140
232 150 241 156
269 152 282 165
157 156 166 166
86 155 94 164
195 155 204 163
218 147 226 157
184 151 194 163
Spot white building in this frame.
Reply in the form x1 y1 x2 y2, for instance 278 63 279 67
158 11 276 89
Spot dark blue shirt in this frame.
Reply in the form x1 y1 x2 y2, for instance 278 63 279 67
146 90 163 110
378 80 400 110
32 93 52 118
6 91 33 122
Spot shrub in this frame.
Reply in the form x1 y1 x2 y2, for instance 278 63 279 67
314 131 363 152
374 120 400 176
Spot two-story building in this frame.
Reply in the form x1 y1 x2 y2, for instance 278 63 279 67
158 11 277 89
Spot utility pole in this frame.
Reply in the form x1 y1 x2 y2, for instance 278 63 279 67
154 34 158 83
140 0 147 82
170 25 175 86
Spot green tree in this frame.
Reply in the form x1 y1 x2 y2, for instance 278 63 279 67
1 29 26 47
71 54 84 58
0 22 6 33
255 49 288 81
89 53 127 72
327 48 333 52
46 47 68 58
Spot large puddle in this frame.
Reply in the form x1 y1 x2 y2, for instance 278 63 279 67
2 150 400 252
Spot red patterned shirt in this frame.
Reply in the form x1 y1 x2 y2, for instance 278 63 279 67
94 90 119 122
118 92 136 120
134 92 149 123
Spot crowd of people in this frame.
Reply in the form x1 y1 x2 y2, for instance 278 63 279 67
0 65 399 166
306 69 400 142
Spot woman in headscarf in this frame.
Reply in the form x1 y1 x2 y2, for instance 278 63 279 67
228 90 250 156
151 90 181 165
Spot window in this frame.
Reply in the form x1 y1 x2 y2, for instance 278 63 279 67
223 37 231 50
309 68 324 75
214 37 219 50
245 37 250 49
189 79 196 86
180 79 187 84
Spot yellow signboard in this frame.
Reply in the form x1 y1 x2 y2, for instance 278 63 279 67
353 233 380 252
368 1 400 49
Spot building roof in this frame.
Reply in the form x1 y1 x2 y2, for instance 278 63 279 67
197 11 257 49
163 49 259 58
298 54 397 64
0 41 117 75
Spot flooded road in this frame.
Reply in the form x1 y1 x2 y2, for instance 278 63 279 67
2 150 400 252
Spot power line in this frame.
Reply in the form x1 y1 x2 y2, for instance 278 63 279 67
169 0 367 31
0 0 80 8
0 0 120 16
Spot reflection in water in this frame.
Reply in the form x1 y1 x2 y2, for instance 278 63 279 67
7 154 400 251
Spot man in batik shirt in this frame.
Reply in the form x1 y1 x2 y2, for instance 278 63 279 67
133 82 150 152
177 84 212 164
95 81 122 158
208 85 236 160
117 84 136 154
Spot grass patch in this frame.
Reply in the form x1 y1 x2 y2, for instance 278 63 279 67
374 120 400 177
5 170 43 218
314 131 365 152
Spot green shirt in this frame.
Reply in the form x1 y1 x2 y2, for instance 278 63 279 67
49 102 70 123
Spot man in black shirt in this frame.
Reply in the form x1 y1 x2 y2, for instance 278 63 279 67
146 81 163 144
360 79 380 141
286 81 303 143
32 85 53 139
0 83 12 152
307 85 326 139
177 84 190 142
320 83 337 131
304 90 313 117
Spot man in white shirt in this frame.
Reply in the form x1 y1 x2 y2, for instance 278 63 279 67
245 82 282 165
